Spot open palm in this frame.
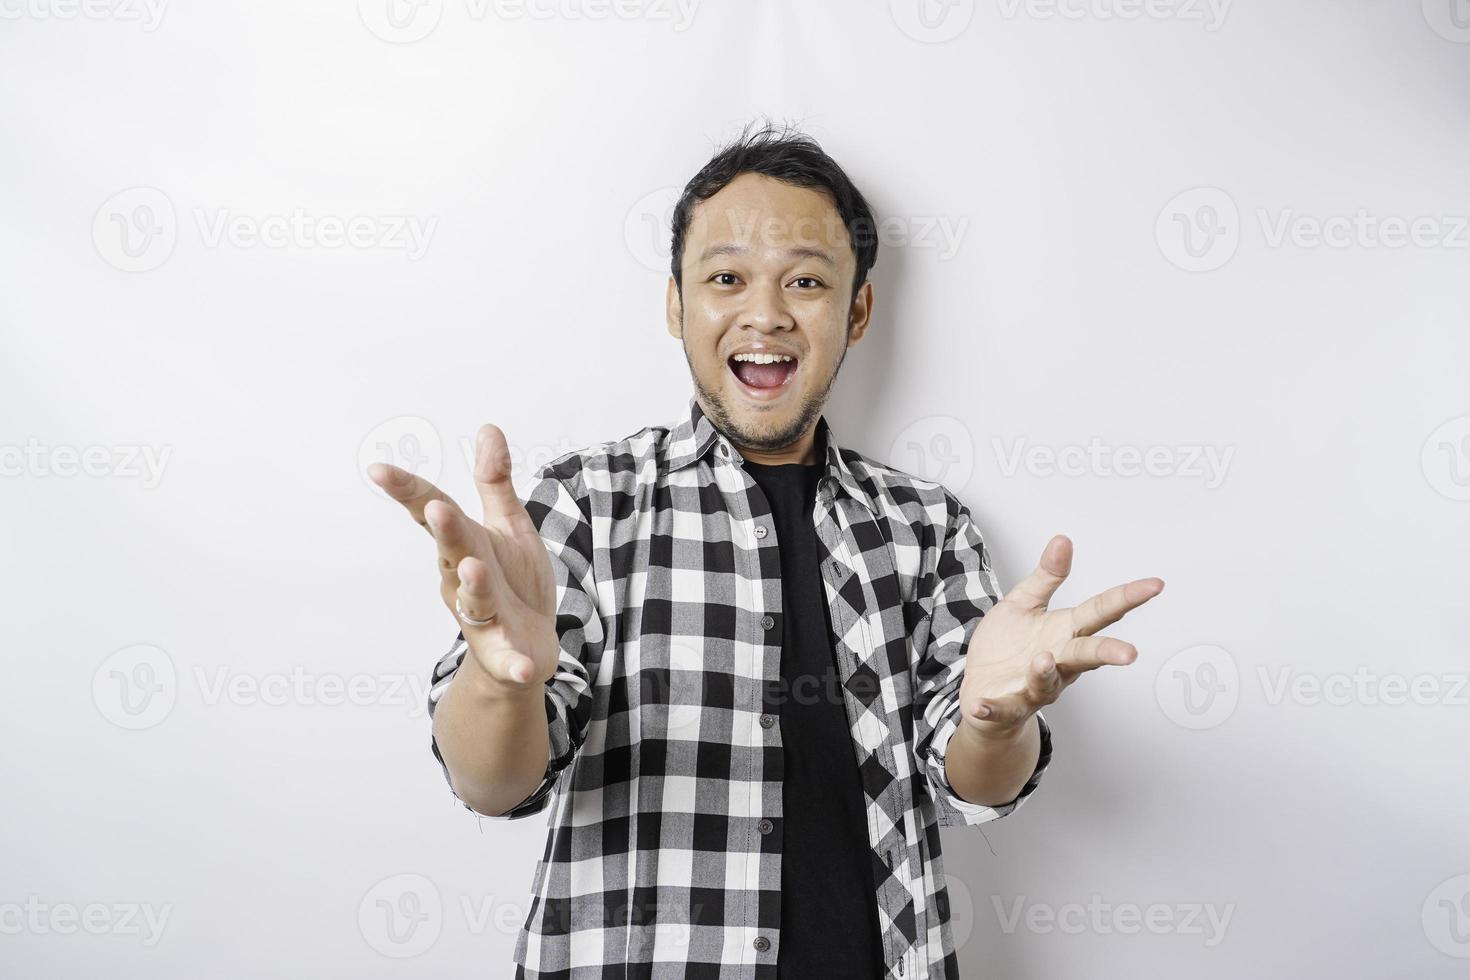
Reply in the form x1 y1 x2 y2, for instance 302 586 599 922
368 423 559 688
958 535 1164 736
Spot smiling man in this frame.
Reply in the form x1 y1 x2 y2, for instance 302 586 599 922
370 123 1163 979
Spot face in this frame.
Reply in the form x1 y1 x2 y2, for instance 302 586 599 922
666 172 873 463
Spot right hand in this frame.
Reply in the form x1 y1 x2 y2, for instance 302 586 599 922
368 423 559 690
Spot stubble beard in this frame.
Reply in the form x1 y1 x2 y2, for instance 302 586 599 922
681 311 849 455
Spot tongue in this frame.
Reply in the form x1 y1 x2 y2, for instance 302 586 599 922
733 360 792 389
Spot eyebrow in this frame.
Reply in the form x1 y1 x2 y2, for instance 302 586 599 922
696 243 836 268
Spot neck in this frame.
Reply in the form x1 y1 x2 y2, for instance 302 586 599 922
738 434 820 466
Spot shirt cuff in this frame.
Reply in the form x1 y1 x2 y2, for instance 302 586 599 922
926 709 1053 828
434 687 571 821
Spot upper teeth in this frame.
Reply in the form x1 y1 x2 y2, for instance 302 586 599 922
732 352 794 364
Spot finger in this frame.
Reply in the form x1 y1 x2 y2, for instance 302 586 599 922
965 690 1034 728
456 552 535 684
425 499 483 587
1052 636 1138 677
1024 650 1064 705
369 462 461 532
1069 577 1165 636
474 424 536 536
1005 534 1073 612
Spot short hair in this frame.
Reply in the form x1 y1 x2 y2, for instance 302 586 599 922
669 119 879 304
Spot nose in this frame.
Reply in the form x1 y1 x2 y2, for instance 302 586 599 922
739 278 795 333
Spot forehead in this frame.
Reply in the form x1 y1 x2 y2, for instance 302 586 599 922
684 172 854 263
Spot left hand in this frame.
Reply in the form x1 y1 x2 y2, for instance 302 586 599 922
958 534 1164 738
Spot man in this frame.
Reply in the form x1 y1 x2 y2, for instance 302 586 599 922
369 123 1163 979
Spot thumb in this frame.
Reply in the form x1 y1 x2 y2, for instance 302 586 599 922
473 423 533 533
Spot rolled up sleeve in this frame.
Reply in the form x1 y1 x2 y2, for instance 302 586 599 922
425 466 604 820
911 493 1053 828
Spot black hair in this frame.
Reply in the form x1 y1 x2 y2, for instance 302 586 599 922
669 119 879 305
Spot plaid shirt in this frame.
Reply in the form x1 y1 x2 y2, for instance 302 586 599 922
428 397 1053 979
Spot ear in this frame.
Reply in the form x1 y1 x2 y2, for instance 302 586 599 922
846 280 874 346
665 276 683 339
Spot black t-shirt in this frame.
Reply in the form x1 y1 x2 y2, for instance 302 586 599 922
742 460 885 980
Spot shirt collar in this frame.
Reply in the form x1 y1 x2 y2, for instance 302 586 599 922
666 395 875 514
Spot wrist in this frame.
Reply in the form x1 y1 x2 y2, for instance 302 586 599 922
456 650 545 704
956 711 1035 749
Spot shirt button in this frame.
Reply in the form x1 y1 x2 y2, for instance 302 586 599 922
754 525 768 539
759 713 776 729
758 818 773 834
759 614 775 631
753 936 770 953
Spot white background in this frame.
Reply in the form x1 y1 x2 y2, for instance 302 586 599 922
3 1 1469 976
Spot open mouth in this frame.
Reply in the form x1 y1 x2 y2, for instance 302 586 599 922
727 352 798 397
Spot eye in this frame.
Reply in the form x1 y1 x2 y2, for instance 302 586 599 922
710 272 740 286
790 276 824 289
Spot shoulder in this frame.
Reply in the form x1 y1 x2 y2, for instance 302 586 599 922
530 419 674 505
838 445 971 537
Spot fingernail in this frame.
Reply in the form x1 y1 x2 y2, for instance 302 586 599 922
976 702 992 719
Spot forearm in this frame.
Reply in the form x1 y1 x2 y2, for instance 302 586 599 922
432 656 550 817
944 713 1041 808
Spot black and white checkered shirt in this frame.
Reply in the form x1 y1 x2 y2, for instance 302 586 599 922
428 397 1053 979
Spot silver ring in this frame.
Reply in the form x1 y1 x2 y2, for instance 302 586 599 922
455 597 497 628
